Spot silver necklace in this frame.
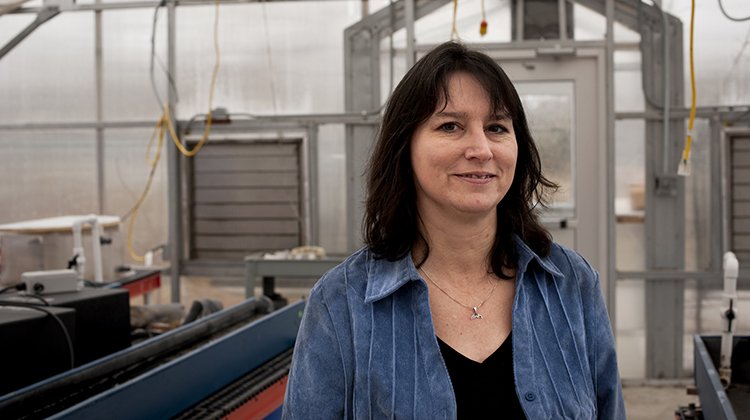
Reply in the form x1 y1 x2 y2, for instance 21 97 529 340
419 267 498 320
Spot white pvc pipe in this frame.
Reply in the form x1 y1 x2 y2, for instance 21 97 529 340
91 219 103 283
72 220 86 280
72 215 104 283
720 251 739 386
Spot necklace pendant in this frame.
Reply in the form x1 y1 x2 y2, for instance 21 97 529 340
471 306 483 320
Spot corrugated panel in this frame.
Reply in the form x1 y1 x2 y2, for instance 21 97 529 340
736 202 750 217
190 141 302 260
194 156 298 172
734 168 750 180
734 185 750 200
733 140 750 151
734 218 750 233
733 234 750 250
194 220 299 235
194 188 299 204
195 235 299 250
732 137 750 261
733 152 750 167
195 173 298 188
196 144 297 157
193 204 299 219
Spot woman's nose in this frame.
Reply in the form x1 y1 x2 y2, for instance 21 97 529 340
464 127 493 161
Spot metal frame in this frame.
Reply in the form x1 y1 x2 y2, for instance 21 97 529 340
244 256 344 299
722 126 750 266
48 300 304 419
693 335 740 420
343 0 451 250
4 0 750 379
0 6 60 60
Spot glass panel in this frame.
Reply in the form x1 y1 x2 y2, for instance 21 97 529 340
104 128 168 262
616 279 646 379
102 9 166 121
614 50 645 113
614 119 645 207
414 0 512 44
0 130 97 223
0 13 95 123
664 1 750 107
173 2 362 118
317 124 347 255
515 81 575 210
573 3 605 41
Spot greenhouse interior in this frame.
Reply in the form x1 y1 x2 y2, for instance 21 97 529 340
1 0 749 418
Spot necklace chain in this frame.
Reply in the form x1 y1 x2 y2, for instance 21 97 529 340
419 267 498 320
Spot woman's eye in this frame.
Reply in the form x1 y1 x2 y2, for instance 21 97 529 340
438 122 459 132
487 124 508 134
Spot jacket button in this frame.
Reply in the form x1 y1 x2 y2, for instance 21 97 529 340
524 392 536 401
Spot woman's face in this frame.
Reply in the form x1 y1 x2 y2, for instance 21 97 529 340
410 72 518 222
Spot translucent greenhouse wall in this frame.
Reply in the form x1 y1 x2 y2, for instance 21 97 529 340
1 0 750 379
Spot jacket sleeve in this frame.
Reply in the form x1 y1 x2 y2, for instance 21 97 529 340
586 270 627 420
282 284 348 419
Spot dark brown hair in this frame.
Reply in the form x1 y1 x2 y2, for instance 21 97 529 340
363 41 557 278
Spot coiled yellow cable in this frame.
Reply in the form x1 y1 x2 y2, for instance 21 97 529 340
126 0 221 261
165 0 221 157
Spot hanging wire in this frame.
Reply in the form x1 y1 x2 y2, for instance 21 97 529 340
125 0 223 260
479 0 487 36
150 0 178 109
451 0 460 40
720 26 750 99
126 122 164 261
636 1 669 110
678 0 697 176
163 0 222 158
718 0 750 22
121 120 163 223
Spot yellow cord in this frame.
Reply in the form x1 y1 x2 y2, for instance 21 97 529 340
126 0 222 261
127 120 164 262
451 0 459 40
163 0 221 158
680 0 696 174
479 0 487 36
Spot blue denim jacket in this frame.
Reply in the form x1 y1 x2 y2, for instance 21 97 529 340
282 237 626 419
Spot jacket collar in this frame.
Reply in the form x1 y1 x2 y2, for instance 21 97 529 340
363 250 422 304
513 235 564 278
363 235 563 304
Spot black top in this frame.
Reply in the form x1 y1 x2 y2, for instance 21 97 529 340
437 333 527 419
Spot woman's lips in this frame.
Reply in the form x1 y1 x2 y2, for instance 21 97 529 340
454 173 496 183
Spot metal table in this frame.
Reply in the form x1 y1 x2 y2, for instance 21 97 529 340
243 257 344 299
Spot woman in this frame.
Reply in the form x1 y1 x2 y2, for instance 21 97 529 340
283 41 625 419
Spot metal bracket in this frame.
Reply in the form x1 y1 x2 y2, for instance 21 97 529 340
0 6 60 61
655 174 679 197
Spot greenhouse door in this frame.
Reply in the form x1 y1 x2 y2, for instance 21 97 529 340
491 49 608 287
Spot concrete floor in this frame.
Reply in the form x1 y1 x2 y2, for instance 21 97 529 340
623 385 699 420
138 276 702 419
